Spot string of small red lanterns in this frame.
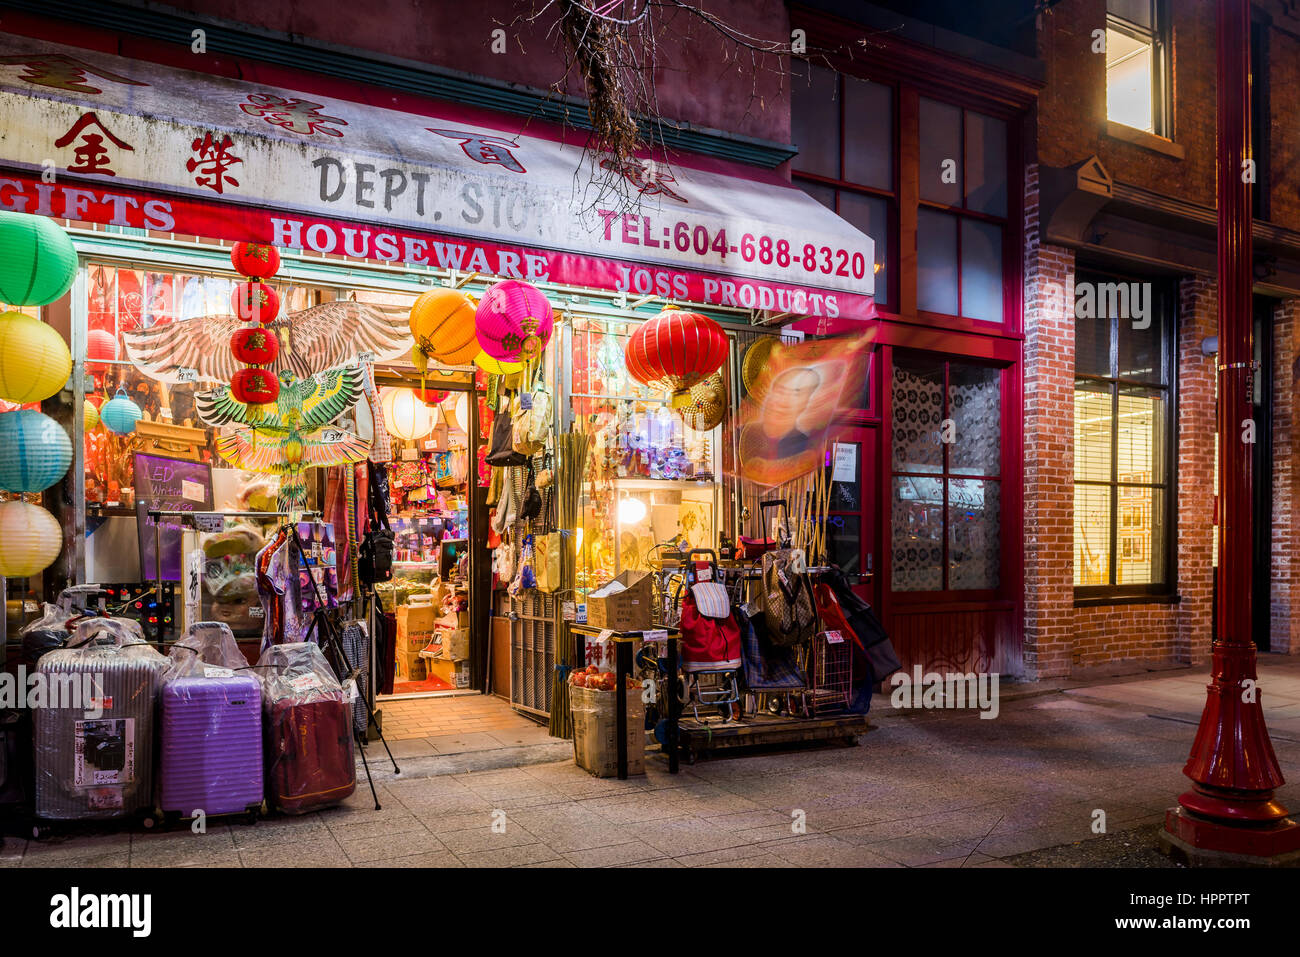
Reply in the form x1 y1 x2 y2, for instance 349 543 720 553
228 242 282 424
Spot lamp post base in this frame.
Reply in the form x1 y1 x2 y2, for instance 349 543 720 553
1162 807 1300 866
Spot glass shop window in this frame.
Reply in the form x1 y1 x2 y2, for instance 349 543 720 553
890 355 1003 593
570 316 721 589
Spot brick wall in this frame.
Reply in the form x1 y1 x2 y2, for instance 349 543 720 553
1267 31 1300 232
1273 300 1300 654
1023 158 1219 675
1022 162 1076 679
1175 277 1217 666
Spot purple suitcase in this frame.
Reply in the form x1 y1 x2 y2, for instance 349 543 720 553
160 674 264 817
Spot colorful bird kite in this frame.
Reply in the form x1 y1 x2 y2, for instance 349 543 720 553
196 365 371 513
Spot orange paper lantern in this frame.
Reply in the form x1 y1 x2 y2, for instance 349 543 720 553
409 289 479 367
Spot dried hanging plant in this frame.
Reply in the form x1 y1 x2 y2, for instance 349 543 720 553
559 0 643 165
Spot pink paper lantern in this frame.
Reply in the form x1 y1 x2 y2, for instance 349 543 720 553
474 280 554 363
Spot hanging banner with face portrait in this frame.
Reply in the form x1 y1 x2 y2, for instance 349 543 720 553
737 333 873 488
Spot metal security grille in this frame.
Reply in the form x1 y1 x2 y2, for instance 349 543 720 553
507 456 557 718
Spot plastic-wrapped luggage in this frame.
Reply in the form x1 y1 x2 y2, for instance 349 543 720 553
159 622 263 818
257 642 355 814
33 617 168 822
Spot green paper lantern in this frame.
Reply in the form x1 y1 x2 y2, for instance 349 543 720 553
0 211 78 306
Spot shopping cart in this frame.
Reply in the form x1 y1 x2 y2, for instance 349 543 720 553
802 580 856 716
674 549 742 722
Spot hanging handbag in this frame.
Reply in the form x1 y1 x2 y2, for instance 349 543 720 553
760 546 816 647
486 465 503 509
485 391 527 466
358 463 395 585
520 459 543 522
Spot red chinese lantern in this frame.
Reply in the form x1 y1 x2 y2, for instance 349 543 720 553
232 282 280 324
230 367 280 406
230 242 281 279
85 328 118 374
624 307 729 407
229 326 280 366
413 387 449 406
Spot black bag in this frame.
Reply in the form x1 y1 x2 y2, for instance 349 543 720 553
359 462 395 585
485 393 526 467
520 460 543 521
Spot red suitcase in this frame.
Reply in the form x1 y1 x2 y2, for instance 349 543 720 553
257 643 355 814
266 697 355 814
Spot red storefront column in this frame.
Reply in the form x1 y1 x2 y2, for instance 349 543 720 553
1161 0 1300 864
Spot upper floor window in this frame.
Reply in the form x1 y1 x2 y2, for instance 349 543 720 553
790 61 895 309
1106 0 1170 136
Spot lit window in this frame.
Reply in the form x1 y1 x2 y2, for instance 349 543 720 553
1073 272 1174 593
1105 0 1169 136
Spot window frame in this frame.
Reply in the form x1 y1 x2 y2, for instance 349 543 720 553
1072 270 1178 601
1105 0 1172 138
888 350 1008 601
789 61 899 315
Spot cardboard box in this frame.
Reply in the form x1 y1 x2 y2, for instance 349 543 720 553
570 685 645 778
395 650 427 682
397 603 438 640
426 657 470 689
439 627 469 661
584 571 654 632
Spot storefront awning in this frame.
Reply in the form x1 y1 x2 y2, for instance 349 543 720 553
0 33 875 321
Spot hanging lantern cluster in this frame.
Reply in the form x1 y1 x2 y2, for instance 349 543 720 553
624 306 728 407
228 242 282 417
0 211 78 579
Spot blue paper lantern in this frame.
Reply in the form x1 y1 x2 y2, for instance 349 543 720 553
0 410 72 492
101 389 142 435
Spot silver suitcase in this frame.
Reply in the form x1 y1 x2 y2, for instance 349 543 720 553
34 618 169 821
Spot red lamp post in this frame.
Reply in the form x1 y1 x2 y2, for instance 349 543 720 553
1161 0 1300 864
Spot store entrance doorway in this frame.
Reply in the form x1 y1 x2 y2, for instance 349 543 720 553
369 379 483 699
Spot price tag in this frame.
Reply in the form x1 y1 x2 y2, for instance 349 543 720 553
696 566 712 582
181 479 205 503
642 629 668 643
176 367 198 383
519 391 533 411
203 666 234 678
319 428 346 444
343 679 359 702
194 513 224 533
249 605 265 618
288 674 322 693
562 601 576 622
357 351 376 365
825 630 844 644
595 629 614 642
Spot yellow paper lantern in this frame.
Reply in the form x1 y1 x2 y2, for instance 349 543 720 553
0 311 72 404
473 351 523 375
380 387 436 441
409 289 479 367
83 399 100 432
0 500 62 577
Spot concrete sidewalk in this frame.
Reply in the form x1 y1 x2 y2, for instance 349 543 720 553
6 657 1300 868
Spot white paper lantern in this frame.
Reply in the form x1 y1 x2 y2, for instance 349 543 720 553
0 500 62 577
380 387 435 441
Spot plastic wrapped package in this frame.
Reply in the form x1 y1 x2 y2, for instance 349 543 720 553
256 642 355 813
569 685 645 778
33 617 169 822
18 605 75 667
159 622 263 818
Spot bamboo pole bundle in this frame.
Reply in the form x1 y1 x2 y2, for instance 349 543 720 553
549 428 591 739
